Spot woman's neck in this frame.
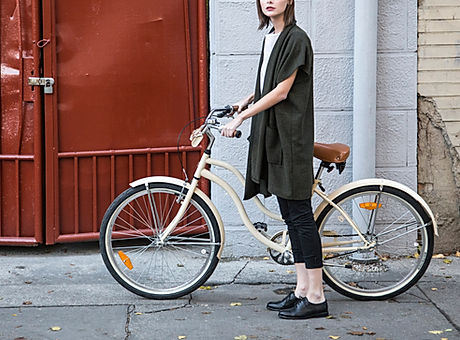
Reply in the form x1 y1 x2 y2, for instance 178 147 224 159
271 16 285 34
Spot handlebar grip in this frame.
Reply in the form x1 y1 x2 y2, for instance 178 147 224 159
234 130 242 138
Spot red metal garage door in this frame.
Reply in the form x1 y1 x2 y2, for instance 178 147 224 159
41 0 208 244
0 0 43 245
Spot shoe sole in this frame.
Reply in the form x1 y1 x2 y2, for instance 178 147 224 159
266 305 295 312
278 312 329 320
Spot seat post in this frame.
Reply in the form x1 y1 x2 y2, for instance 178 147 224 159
315 161 331 180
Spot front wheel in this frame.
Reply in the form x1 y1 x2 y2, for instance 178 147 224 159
317 184 434 300
99 182 221 299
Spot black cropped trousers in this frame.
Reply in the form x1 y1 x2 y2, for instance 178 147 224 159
276 197 323 269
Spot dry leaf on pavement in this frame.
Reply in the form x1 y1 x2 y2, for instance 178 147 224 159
432 254 445 259
234 336 247 340
429 330 443 335
443 259 452 264
50 326 61 331
329 336 340 340
347 331 364 336
230 302 242 306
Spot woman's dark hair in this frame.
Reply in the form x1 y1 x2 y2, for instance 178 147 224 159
256 0 296 30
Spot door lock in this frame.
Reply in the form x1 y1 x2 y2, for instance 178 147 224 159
28 77 55 94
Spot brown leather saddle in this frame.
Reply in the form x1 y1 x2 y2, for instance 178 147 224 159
313 143 350 163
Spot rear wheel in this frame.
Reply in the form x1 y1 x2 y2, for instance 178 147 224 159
317 185 434 300
100 182 221 299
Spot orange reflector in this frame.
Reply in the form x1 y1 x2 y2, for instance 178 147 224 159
359 202 382 210
118 251 133 270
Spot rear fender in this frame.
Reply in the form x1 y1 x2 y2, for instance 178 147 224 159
314 178 439 236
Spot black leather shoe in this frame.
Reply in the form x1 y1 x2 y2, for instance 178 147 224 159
266 292 301 311
278 298 329 319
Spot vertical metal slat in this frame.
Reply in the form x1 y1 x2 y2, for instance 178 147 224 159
73 157 79 234
92 156 97 232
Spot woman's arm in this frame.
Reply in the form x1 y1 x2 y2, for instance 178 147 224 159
221 69 298 137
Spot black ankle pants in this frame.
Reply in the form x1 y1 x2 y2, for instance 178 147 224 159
277 197 323 269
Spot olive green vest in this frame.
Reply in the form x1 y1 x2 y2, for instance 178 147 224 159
244 24 314 201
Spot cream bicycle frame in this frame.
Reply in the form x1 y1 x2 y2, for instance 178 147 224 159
138 152 378 258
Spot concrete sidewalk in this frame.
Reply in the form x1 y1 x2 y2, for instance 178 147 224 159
0 244 459 340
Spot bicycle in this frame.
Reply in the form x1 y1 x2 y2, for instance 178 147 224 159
99 106 438 301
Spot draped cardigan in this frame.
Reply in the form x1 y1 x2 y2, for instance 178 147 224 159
243 23 315 201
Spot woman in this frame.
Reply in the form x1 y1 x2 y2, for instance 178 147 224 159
221 0 328 319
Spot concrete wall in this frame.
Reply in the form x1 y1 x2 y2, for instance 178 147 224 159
209 0 418 258
417 0 460 252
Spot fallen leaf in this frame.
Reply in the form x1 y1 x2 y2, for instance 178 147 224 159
199 286 213 290
248 336 259 339
268 269 275 272
178 336 186 339
347 331 364 336
14 337 26 340
201 311 212 315
445 329 453 332
234 336 247 340
286 270 295 274
431 288 438 291
12 314 17 316
433 254 445 259
24 281 32 284
441 338 448 340
367 332 376 335
443 259 452 264
362 327 367 330
135 312 143 315
50 326 61 331
22 301 32 305
177 264 184 267
455 251 460 257
344 311 353 314
315 327 326 330
413 252 420 259
375 338 386 340
429 330 443 335
329 336 340 340
340 314 352 319
263 257 270 260
325 315 336 319
445 276 452 279
230 302 242 306
47 290 54 294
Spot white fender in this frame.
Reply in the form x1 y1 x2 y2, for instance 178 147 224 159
130 176 226 258
314 178 439 236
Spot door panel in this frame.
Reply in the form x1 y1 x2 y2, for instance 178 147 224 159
42 0 208 244
0 0 43 245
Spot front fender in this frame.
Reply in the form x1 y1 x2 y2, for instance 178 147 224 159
130 176 226 258
314 178 439 236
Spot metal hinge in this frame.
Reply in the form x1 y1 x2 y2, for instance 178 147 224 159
28 77 55 94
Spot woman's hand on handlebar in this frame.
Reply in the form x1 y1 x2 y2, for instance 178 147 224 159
221 115 243 138
233 94 254 114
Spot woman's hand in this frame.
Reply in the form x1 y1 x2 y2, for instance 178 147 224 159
233 94 254 114
221 115 243 138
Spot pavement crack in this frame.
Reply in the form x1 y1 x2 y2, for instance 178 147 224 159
229 260 250 284
140 303 190 314
124 304 135 340
416 284 460 332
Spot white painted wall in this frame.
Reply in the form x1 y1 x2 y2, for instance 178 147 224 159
209 0 418 258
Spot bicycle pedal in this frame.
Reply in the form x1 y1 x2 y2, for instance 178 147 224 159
254 222 268 232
